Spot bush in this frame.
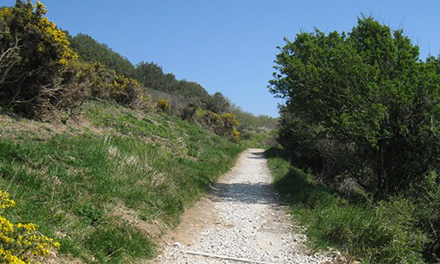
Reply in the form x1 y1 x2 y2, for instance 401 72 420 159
69 33 135 77
221 113 240 142
84 62 143 106
194 110 240 142
0 1 146 118
0 1 78 117
157 98 170 112
0 189 59 263
270 16 440 197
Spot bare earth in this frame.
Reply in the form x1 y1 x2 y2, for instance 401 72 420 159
153 149 336 264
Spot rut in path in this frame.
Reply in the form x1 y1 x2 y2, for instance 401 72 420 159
154 149 334 264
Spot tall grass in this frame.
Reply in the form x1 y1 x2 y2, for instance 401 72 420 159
0 101 242 263
265 147 426 263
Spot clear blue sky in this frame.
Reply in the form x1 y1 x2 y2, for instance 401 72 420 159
3 1 440 117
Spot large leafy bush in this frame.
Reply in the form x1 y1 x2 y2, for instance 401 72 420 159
270 16 440 261
0 1 78 116
270 16 440 196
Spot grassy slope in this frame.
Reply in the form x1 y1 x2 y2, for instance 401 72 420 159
265 147 426 264
0 101 242 263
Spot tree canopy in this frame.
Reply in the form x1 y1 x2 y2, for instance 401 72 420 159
270 16 440 195
69 33 135 77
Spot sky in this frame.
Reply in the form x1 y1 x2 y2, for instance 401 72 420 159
3 1 440 117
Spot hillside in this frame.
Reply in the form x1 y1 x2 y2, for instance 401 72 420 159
0 101 243 263
0 2 279 263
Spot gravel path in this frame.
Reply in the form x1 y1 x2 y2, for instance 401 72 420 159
155 149 335 264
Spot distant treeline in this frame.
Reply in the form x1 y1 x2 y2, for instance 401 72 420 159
67 33 278 132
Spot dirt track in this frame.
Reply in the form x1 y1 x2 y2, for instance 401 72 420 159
154 149 335 264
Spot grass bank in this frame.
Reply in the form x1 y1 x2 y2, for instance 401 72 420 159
0 101 242 263
265 147 427 264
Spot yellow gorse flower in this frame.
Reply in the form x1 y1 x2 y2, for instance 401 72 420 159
0 190 16 209
0 190 59 264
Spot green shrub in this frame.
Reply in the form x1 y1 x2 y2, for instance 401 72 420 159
85 62 143 106
0 1 78 117
194 110 240 141
270 16 440 197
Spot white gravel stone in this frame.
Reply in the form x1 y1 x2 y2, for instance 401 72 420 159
156 149 336 264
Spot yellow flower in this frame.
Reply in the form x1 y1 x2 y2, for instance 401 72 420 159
0 190 16 209
0 189 59 263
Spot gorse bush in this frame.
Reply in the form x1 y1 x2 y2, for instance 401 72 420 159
0 1 78 116
194 110 240 142
0 189 59 264
157 98 170 112
85 62 143 106
0 1 147 119
221 113 240 142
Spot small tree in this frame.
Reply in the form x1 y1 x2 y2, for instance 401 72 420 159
207 92 230 114
270 16 440 195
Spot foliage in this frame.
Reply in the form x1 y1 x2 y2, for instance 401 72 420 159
194 110 241 142
156 98 170 112
239 130 278 149
270 16 440 197
206 92 230 114
133 62 215 111
0 1 151 118
69 33 135 77
221 113 240 142
0 190 59 264
270 16 440 262
229 103 278 132
266 147 427 263
133 62 176 92
0 1 78 116
195 110 223 132
84 62 144 106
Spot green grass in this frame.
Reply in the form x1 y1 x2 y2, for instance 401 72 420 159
0 101 242 263
265 147 426 264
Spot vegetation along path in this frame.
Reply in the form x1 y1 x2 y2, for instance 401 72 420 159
154 149 335 264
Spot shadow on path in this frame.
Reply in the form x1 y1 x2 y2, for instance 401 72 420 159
208 149 276 204
209 182 276 204
247 151 265 160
